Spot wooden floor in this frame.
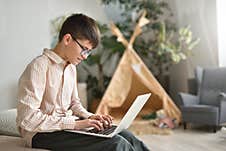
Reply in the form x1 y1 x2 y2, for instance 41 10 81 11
138 127 226 151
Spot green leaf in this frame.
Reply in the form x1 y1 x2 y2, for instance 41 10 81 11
84 54 101 65
171 53 180 63
188 38 200 50
159 22 166 42
179 53 187 60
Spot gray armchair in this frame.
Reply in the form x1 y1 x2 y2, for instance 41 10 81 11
178 67 226 132
187 66 203 95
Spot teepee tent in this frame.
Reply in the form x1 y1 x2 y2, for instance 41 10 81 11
96 11 181 122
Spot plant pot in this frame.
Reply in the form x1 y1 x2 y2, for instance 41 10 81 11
157 74 170 94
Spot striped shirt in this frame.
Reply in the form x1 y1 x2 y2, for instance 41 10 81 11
16 49 93 147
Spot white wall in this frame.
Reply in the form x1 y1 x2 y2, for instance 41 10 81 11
217 0 226 67
0 0 50 110
167 0 219 102
48 0 107 22
0 0 107 110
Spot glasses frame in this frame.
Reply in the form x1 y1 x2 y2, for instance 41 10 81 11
72 36 92 57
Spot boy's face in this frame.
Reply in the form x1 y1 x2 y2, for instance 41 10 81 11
63 34 93 65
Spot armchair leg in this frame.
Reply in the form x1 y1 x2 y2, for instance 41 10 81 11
213 126 217 133
183 122 187 130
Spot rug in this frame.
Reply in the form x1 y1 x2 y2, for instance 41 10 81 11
114 119 173 135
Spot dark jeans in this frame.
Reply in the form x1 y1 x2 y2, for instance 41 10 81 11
32 130 150 151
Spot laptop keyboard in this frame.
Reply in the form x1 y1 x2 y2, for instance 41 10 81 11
88 125 117 135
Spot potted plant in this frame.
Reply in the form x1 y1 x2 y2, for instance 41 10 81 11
141 21 200 92
101 0 200 92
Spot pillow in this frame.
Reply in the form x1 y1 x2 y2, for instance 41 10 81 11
0 108 20 137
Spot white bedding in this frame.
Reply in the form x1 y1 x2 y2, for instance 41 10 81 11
0 135 49 151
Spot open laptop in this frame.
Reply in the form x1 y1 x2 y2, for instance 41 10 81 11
65 93 151 138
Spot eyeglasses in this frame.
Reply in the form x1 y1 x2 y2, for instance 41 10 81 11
73 37 92 58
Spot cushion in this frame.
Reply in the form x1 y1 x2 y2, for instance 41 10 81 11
0 108 20 137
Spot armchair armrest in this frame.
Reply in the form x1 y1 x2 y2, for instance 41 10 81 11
218 92 226 123
178 92 199 106
219 92 226 98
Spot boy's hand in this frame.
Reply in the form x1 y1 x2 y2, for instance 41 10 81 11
74 119 103 131
88 114 113 128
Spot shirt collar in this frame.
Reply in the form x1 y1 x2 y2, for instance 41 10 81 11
43 48 66 65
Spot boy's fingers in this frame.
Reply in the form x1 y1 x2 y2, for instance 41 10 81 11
90 119 103 131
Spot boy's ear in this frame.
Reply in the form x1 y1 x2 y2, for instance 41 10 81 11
62 34 72 45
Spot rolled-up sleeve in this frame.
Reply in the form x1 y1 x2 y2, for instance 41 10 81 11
17 58 75 132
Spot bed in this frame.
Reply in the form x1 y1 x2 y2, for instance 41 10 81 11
0 135 49 151
0 109 49 151
0 83 89 150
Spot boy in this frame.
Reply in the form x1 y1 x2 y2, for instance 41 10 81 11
16 13 149 151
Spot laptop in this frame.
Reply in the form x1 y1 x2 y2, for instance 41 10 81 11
65 93 151 138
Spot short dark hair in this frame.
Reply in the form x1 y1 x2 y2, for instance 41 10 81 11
59 13 100 49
